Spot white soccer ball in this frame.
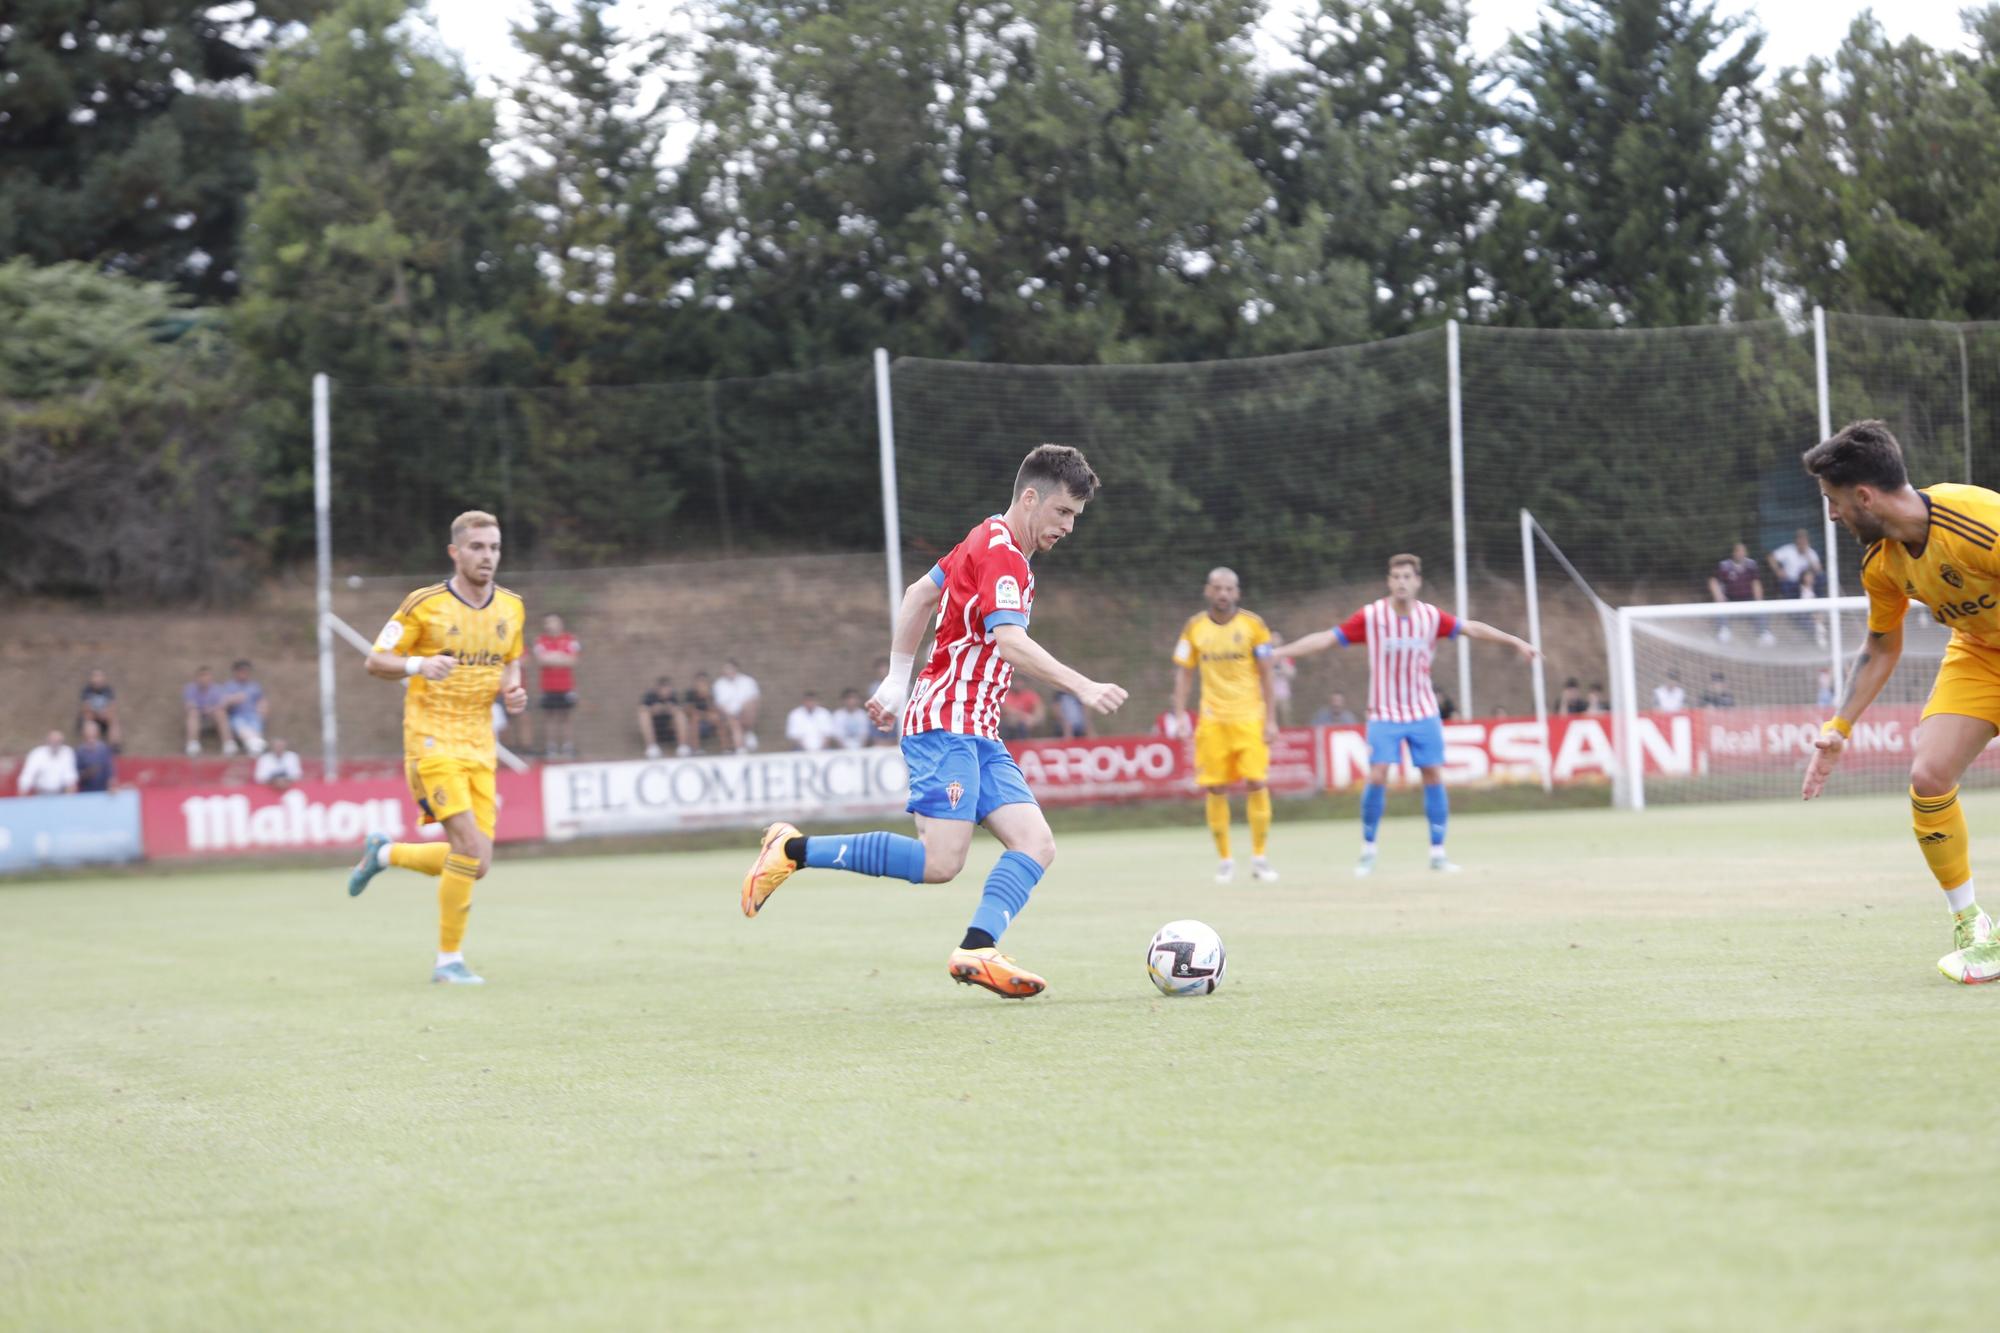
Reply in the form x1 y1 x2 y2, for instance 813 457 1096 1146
1146 919 1226 997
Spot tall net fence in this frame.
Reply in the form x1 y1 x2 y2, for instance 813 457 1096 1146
324 364 886 763
890 336 1455 733
310 316 2000 791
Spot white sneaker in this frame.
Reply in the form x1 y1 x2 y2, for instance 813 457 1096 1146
1430 852 1462 873
1716 625 1733 643
1250 857 1279 883
1354 847 1377 878
1757 629 1776 647
676 744 692 757
221 739 240 756
185 741 201 757
644 743 662 760
1214 858 1234 884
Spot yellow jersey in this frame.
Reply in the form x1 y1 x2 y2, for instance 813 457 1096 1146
1861 484 2000 652
1172 610 1272 724
373 580 526 765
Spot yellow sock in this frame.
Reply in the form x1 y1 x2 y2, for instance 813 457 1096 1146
1205 792 1232 859
439 853 478 953
1911 785 1972 891
389 841 450 876
1247 788 1272 858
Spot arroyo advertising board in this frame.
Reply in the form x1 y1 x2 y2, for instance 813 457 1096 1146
0 791 143 873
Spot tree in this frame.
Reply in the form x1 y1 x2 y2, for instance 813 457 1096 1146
1253 0 1508 335
0 260 258 598
1490 0 1764 327
0 0 323 301
233 0 532 554
508 0 687 384
1758 13 2000 320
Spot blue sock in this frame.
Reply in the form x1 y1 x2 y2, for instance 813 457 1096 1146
967 850 1044 944
803 832 925 883
1361 783 1386 843
1424 784 1449 847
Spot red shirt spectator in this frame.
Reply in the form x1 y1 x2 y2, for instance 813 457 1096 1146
535 617 580 694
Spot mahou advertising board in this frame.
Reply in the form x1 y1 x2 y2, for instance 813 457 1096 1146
140 772 545 858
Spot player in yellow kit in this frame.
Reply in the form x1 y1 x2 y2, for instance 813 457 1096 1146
1801 420 2000 983
1172 567 1279 883
346 510 527 984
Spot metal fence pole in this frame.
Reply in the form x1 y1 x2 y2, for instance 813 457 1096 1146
875 348 904 626
1448 320 1471 717
1814 308 1843 690
313 373 339 781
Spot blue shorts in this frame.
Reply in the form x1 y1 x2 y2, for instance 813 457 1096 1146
1367 716 1446 768
903 730 1037 823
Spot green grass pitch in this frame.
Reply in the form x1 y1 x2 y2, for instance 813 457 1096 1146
4 796 1993 1330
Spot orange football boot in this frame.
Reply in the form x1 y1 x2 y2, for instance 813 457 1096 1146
741 821 802 917
947 946 1047 999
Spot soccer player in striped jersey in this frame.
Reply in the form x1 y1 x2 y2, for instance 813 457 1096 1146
738 445 1128 998
1800 420 2000 983
346 511 528 984
1274 553 1536 876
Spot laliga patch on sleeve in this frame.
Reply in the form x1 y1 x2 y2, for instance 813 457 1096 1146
374 619 406 652
994 575 1023 611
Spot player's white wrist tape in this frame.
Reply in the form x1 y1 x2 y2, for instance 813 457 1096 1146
405 656 427 677
869 652 916 716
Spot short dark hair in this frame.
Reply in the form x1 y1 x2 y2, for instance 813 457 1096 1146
232 659 251 671
1803 419 1909 490
1014 444 1100 501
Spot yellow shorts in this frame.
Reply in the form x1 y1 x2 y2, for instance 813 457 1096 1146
1923 638 2000 729
406 754 497 837
1193 718 1270 788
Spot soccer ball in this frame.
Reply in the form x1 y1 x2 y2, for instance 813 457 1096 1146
1146 919 1226 997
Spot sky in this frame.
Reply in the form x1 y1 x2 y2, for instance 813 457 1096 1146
427 0 1981 95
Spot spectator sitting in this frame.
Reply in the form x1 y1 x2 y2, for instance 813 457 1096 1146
999 686 1046 741
1653 670 1687 711
18 729 78 795
1053 689 1092 739
713 659 761 753
1700 671 1735 708
74 719 114 793
683 673 724 753
831 689 872 750
639 676 690 759
1558 677 1586 715
534 613 582 758
221 658 271 756
1586 683 1609 714
254 737 304 790
1768 528 1823 598
1310 690 1359 727
78 668 121 751
183 666 230 756
1708 540 1771 645
785 689 836 752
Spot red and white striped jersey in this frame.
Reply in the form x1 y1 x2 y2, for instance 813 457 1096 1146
1333 599 1459 722
903 515 1035 739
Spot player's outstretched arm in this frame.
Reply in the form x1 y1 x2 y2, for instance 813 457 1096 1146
1270 629 1339 661
865 575 942 728
1803 625 1902 800
1461 619 1540 661
991 625 1127 714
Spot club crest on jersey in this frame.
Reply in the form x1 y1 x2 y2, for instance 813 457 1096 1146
994 576 1023 611
497 620 509 640
1942 563 1964 590
946 780 965 809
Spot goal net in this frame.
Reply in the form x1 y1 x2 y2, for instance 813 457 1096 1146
1614 597 1956 808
